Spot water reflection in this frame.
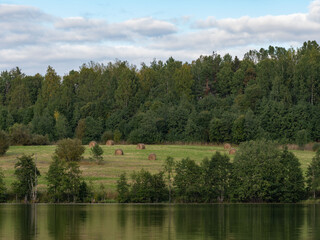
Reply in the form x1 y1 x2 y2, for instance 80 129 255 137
47 205 87 240
14 205 37 240
0 204 319 239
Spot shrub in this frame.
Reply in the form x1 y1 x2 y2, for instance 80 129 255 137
0 130 9 156
78 181 93 203
55 138 85 162
296 129 309 148
13 154 40 202
306 150 320 199
174 158 202 202
30 134 50 145
231 140 305 203
9 123 32 145
82 117 104 144
117 173 130 203
101 131 113 143
90 144 104 164
113 129 122 143
0 168 6 202
313 143 320 152
231 140 282 202
130 169 167 203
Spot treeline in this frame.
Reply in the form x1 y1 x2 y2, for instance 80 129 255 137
0 41 320 144
117 140 320 203
0 138 101 203
1 139 320 203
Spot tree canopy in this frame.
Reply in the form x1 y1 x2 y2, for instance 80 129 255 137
1 41 320 144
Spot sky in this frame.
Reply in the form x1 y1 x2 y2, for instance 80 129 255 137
0 0 319 75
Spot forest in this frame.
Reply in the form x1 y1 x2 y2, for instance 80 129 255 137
0 40 320 145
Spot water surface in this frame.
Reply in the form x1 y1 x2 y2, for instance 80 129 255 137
0 204 319 240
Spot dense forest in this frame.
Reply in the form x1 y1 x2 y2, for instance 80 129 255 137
1 40 320 145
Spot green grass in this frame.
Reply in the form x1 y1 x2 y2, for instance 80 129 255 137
0 144 316 192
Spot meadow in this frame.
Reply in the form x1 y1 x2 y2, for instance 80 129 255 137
0 144 316 193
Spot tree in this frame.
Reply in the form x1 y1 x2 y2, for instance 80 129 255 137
201 152 232 202
82 116 104 144
9 123 32 145
114 62 137 108
38 66 61 108
0 130 9 155
163 156 175 203
31 109 55 140
113 129 122 143
0 168 6 202
173 63 194 99
63 161 82 202
232 115 246 144
174 158 202 202
13 154 40 202
296 129 309 149
55 138 85 162
231 140 283 202
46 155 67 202
75 119 86 141
130 169 167 203
54 113 70 140
278 148 305 202
209 118 223 143
117 173 130 203
90 144 104 164
306 150 320 198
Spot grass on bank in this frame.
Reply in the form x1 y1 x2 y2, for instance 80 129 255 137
0 144 316 193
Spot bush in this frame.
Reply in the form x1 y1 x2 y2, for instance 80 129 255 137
296 129 309 148
55 138 85 162
130 169 168 203
13 154 40 202
313 143 320 152
0 130 9 156
90 144 104 164
113 129 122 143
82 117 104 144
78 181 93 203
174 158 202 202
30 134 50 145
0 168 6 202
101 131 113 143
9 123 32 145
117 173 130 203
231 140 305 203
231 140 282 202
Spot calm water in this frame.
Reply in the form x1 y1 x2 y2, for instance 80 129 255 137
0 204 319 240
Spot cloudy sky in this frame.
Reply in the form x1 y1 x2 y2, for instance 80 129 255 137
0 0 320 75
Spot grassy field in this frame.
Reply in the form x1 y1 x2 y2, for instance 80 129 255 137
0 144 316 192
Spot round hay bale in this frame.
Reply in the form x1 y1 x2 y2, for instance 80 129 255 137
89 141 97 148
136 143 146 150
148 153 156 160
115 149 124 155
106 140 114 146
229 148 236 155
224 143 231 150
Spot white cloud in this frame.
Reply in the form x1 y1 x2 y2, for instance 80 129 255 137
309 0 320 22
0 1 320 75
0 4 52 22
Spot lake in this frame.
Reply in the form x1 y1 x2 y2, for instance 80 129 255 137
0 204 319 239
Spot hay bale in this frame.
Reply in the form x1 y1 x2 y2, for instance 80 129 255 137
106 140 114 146
89 141 97 148
224 143 231 150
148 153 156 160
115 149 124 155
136 143 146 149
229 148 236 155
